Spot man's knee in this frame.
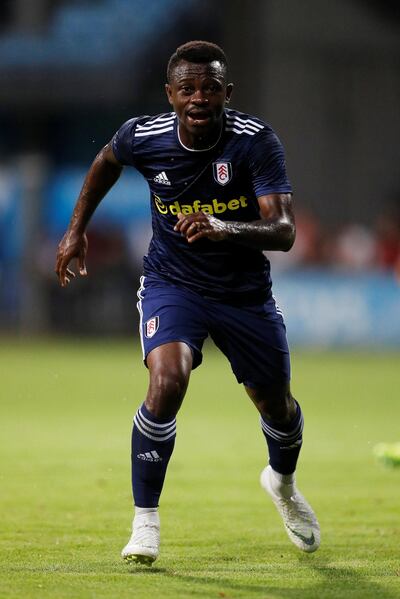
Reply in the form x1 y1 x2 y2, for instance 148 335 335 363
245 381 296 423
148 367 188 403
145 343 192 419
145 368 189 419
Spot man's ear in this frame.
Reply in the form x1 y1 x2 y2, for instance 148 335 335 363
165 83 173 106
225 83 234 104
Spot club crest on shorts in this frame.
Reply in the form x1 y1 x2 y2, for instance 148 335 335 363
145 316 159 338
213 162 232 186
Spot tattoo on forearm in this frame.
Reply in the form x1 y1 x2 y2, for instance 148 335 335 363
224 219 295 251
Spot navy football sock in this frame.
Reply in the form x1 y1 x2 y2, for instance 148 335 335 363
260 401 304 475
131 403 176 508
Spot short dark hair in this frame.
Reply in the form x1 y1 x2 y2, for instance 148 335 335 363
167 40 228 82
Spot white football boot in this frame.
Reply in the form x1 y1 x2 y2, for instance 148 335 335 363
260 465 320 553
121 511 160 565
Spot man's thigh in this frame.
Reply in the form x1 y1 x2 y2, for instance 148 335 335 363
137 276 208 368
208 296 291 388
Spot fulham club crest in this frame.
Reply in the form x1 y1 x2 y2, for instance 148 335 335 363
213 162 232 186
145 316 159 338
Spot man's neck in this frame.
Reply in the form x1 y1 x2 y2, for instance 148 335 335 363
178 122 222 151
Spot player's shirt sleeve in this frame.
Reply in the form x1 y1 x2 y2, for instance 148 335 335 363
248 128 292 197
111 118 139 166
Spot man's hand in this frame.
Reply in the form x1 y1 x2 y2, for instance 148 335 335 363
174 211 227 243
175 194 295 251
55 231 88 287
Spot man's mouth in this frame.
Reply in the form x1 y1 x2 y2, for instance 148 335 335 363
186 109 212 126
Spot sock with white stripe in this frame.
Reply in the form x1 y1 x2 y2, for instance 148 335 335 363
260 400 304 475
132 403 176 507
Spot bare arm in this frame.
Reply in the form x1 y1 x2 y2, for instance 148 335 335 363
55 143 123 286
174 193 296 251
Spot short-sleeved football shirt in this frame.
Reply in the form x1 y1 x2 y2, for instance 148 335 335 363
112 108 292 304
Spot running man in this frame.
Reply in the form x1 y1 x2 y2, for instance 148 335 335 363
56 40 320 564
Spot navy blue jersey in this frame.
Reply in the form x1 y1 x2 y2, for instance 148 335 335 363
112 108 292 303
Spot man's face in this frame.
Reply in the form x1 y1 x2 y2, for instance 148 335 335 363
165 60 233 144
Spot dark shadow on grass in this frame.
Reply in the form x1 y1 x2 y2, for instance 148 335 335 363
3 563 169 575
126 566 167 574
297 554 399 599
9 551 396 597
147 553 399 599
167 572 397 599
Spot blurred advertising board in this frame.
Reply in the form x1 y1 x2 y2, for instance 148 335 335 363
273 271 400 347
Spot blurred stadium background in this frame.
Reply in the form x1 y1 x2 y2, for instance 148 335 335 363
0 0 399 345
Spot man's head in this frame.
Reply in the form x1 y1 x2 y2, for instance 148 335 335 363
165 41 233 148
166 40 228 83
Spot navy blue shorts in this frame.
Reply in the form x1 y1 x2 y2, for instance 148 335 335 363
136 275 290 388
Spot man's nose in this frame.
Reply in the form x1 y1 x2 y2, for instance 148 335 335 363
191 90 208 104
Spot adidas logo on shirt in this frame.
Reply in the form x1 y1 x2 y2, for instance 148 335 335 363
137 450 163 462
154 171 171 186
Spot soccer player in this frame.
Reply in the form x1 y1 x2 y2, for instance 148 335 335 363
56 41 320 563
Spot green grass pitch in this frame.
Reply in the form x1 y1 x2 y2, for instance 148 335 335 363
1 340 399 598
